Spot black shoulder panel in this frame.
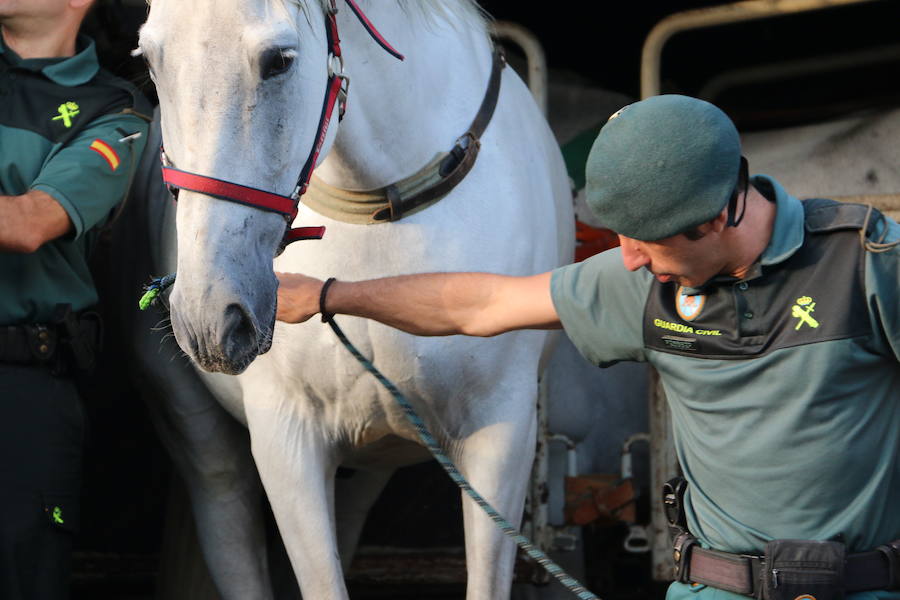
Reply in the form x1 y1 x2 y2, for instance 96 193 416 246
0 65 139 145
642 199 872 359
803 198 875 233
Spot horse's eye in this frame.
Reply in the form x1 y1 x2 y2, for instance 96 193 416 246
261 48 295 80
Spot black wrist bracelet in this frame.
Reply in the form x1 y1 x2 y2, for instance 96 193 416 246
319 277 337 323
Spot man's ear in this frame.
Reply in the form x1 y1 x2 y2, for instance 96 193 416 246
700 206 729 235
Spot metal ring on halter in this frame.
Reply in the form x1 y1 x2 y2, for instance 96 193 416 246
337 72 350 97
336 73 351 119
328 53 345 78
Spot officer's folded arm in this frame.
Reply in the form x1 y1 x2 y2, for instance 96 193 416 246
276 271 561 337
0 189 72 253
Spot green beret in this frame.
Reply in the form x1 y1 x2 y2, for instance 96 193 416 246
585 95 741 241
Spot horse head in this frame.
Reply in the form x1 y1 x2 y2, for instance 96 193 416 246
139 0 338 374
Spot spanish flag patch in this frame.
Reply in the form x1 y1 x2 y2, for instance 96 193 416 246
90 139 120 171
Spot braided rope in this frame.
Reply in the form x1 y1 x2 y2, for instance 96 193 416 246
139 273 177 310
325 316 599 599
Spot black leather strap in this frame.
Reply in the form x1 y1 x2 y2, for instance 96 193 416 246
875 540 900 590
371 47 506 222
0 324 57 364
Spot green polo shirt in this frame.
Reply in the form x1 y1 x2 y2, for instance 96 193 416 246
551 175 900 598
0 33 150 324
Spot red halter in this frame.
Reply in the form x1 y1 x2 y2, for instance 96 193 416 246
160 0 404 248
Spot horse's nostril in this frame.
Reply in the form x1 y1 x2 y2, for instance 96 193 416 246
222 304 258 362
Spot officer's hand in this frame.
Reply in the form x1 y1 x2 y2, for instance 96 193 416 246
275 272 325 324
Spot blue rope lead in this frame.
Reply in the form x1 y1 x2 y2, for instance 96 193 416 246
325 317 599 600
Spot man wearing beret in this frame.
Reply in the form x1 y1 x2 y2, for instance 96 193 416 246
275 95 900 599
0 0 149 597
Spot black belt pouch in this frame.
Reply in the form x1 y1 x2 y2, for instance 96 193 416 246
762 539 846 600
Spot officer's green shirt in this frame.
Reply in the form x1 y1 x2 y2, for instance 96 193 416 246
551 175 900 598
0 33 149 324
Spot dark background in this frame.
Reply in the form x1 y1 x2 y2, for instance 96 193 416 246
481 0 900 129
85 0 900 126
73 1 900 598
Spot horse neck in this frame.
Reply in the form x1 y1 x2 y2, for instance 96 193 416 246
315 1 494 190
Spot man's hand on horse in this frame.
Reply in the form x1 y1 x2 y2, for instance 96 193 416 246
275 272 325 324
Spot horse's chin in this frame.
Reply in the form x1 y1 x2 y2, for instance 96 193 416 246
172 306 275 375
193 323 275 375
194 351 256 375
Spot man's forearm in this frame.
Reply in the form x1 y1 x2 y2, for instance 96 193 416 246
276 271 561 336
326 273 501 336
0 190 72 252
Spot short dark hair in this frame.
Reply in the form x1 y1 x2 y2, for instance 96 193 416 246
682 226 706 241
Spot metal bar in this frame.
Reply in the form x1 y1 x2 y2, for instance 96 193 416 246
640 0 880 99
550 433 579 477
649 369 680 581
699 43 900 101
527 373 553 584
492 21 549 116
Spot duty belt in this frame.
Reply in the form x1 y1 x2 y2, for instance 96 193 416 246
0 323 60 364
664 477 900 597
0 305 101 373
674 532 900 596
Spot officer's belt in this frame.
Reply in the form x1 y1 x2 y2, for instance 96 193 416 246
680 538 900 596
0 319 100 366
0 323 59 363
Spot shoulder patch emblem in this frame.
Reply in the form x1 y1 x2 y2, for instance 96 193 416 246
675 286 706 321
791 296 819 330
52 102 80 128
90 139 120 171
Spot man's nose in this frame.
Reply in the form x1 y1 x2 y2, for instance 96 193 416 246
618 236 650 272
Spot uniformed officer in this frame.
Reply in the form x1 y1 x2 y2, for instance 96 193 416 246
0 0 149 597
275 94 900 599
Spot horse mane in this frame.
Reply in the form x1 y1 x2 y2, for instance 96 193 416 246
396 0 489 32
286 0 490 34
144 0 490 36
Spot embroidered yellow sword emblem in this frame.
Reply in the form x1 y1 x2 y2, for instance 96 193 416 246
52 102 80 128
791 296 819 330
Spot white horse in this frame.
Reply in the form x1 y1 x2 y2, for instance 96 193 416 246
134 0 573 598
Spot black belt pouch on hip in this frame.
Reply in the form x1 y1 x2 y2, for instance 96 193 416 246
762 539 846 600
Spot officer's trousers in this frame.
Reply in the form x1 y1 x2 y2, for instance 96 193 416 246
0 364 85 600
